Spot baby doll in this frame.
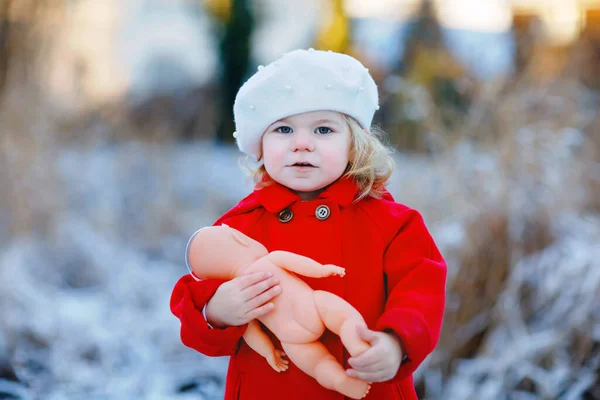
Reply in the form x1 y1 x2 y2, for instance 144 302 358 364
186 225 372 399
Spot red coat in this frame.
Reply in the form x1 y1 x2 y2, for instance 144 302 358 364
170 178 446 400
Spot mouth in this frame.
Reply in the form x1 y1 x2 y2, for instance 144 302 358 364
290 162 316 168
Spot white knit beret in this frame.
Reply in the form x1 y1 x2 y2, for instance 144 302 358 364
233 49 379 160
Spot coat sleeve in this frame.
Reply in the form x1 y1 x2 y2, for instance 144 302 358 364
170 274 248 356
374 208 447 382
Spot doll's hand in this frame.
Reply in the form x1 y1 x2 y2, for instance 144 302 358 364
346 326 404 382
267 349 289 373
323 264 346 277
205 272 281 327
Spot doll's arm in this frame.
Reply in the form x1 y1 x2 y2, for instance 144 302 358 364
170 275 247 356
266 251 345 278
375 209 447 383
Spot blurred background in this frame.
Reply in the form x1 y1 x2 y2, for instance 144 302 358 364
0 0 599 399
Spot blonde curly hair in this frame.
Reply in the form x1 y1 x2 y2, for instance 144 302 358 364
241 114 394 201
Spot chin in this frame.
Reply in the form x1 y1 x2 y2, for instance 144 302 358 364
289 185 320 193
288 182 328 193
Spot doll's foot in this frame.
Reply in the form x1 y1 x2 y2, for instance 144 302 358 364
336 376 370 399
361 382 371 399
267 349 289 373
324 264 346 277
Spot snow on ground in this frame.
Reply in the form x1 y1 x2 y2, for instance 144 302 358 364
0 134 597 399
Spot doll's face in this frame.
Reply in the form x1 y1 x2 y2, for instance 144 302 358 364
261 111 351 200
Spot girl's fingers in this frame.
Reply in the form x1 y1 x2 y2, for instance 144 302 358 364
348 356 382 372
244 302 275 321
245 284 281 310
346 368 387 383
241 276 279 299
236 272 274 291
347 347 380 368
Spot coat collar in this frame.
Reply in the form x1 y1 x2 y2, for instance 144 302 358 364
254 177 359 213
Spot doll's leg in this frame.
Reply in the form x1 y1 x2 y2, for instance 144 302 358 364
281 341 370 399
313 291 370 357
243 320 289 372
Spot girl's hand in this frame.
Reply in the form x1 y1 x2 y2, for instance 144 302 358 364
205 272 281 327
346 325 404 382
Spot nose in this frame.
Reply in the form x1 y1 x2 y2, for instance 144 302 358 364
291 129 315 152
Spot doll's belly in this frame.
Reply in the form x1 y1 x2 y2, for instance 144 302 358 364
258 274 325 344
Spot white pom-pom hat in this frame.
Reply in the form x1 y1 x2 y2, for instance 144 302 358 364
233 49 380 160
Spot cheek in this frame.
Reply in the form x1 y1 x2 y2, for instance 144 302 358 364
262 139 284 168
322 142 350 167
321 152 349 172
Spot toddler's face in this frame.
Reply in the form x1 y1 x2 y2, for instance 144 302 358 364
262 111 351 200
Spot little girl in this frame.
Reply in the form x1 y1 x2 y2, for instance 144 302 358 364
170 49 446 400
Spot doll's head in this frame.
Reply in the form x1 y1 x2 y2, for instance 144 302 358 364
185 225 268 280
232 49 393 200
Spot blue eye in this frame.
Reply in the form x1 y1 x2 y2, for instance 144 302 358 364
276 126 293 134
316 127 332 134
